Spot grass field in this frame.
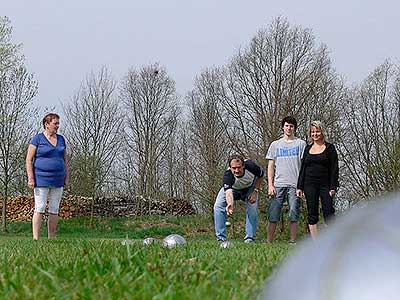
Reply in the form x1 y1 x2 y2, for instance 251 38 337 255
0 212 305 299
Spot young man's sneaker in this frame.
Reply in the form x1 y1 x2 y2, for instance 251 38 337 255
244 238 255 244
217 238 226 242
288 240 296 245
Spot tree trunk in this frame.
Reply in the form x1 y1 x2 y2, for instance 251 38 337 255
89 185 97 228
2 176 9 232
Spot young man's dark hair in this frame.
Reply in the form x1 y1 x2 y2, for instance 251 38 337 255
281 116 298 130
228 154 245 167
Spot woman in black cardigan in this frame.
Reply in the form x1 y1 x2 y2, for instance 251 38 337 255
296 120 339 239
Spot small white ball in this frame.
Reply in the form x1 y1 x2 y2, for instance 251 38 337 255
220 241 234 248
120 239 133 246
143 237 157 245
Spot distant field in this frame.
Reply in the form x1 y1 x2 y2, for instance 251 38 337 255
0 213 303 299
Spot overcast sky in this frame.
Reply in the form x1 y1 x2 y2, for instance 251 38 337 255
3 0 400 109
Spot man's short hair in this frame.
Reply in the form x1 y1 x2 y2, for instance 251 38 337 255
281 116 298 130
228 154 245 167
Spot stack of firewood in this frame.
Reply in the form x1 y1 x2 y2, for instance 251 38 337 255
0 195 88 221
59 194 91 218
0 195 34 222
0 194 196 221
142 196 196 215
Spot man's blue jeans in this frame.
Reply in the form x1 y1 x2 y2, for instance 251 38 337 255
213 187 258 241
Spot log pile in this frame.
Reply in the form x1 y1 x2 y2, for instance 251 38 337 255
133 196 196 216
0 195 196 221
0 195 34 222
69 195 196 217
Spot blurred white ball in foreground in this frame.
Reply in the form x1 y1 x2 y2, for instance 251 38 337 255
225 221 231 227
262 193 400 300
220 241 234 249
143 237 157 245
162 234 186 248
120 239 133 246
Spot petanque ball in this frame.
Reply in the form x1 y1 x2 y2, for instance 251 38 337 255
162 234 186 248
262 192 400 300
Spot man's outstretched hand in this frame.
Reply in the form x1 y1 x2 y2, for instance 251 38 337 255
226 203 233 216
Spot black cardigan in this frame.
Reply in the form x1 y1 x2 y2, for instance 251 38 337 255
297 142 339 191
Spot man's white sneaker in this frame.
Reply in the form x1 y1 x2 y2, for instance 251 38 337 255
244 238 255 243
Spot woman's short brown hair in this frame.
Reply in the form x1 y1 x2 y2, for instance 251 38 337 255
42 113 60 129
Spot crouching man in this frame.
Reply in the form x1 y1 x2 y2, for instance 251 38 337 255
214 154 264 243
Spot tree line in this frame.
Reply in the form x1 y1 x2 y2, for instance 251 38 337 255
1 16 399 230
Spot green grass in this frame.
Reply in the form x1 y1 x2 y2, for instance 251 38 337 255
0 211 303 299
5 216 185 239
0 237 291 300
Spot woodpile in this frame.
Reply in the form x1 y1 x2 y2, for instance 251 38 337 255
135 196 196 216
0 194 196 221
72 195 196 217
0 195 34 222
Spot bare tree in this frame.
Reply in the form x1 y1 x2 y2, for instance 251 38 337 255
0 17 37 232
0 69 37 231
0 17 22 72
120 63 179 209
187 68 230 212
221 17 345 160
63 67 122 224
161 121 183 199
174 124 194 202
338 61 400 204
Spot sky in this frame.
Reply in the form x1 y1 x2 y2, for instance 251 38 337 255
3 0 400 110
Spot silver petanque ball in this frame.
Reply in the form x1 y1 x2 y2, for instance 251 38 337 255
262 193 400 300
225 221 231 227
162 234 186 248
120 239 133 246
220 241 234 249
143 237 157 245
